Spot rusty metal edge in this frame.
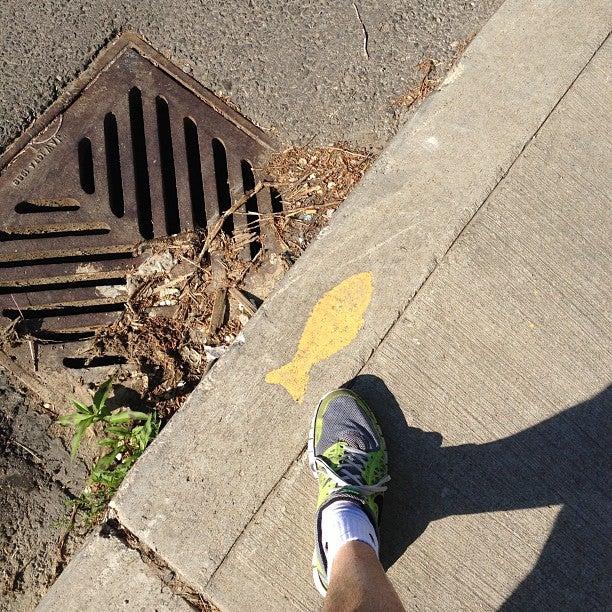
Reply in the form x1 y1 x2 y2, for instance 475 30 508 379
125 32 279 152
0 31 278 177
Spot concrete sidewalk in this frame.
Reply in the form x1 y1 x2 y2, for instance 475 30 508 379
39 0 611 609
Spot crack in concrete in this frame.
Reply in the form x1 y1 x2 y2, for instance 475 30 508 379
352 2 369 59
100 517 216 611
205 444 309 589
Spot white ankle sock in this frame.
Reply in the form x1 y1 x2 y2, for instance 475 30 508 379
320 499 379 577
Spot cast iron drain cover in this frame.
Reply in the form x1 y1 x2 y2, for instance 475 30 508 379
0 33 279 397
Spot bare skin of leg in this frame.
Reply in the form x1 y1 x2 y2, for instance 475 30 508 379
323 541 405 612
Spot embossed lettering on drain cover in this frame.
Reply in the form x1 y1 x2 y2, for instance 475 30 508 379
0 33 278 367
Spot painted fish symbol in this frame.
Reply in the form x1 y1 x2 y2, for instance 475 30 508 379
265 271 373 403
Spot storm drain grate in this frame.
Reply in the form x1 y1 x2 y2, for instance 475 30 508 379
0 33 280 386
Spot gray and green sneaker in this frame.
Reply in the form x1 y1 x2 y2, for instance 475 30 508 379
308 388 390 596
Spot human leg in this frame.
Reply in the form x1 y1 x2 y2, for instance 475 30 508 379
308 388 404 610
323 541 404 612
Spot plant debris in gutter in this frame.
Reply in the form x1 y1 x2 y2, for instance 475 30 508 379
72 143 373 421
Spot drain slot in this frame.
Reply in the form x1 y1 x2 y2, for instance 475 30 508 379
0 246 134 268
241 160 261 259
15 199 80 213
212 137 233 234
24 327 98 341
78 137 96 194
184 117 206 229
63 355 127 369
271 187 283 214
156 96 181 235
0 271 127 294
129 86 154 239
0 223 110 239
104 113 125 218
3 297 125 319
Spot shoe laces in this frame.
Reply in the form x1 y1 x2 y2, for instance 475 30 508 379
315 447 390 496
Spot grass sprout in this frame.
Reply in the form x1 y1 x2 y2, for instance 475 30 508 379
57 378 158 526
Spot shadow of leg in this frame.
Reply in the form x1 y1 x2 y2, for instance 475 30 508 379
501 503 611 611
342 377 610 608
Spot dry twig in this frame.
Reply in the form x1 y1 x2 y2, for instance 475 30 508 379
196 182 264 263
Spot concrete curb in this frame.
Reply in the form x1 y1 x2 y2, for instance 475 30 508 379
37 532 192 611
38 0 611 608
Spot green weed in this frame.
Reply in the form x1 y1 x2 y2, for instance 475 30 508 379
57 378 158 526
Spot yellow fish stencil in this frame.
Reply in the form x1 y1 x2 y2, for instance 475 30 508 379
265 272 373 403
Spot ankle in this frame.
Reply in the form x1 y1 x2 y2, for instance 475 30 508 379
320 499 379 577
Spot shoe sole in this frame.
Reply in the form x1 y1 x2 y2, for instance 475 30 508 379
311 549 328 597
307 393 323 479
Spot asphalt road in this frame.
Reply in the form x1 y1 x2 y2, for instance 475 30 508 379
0 0 503 152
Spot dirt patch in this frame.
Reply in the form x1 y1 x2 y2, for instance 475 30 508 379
0 373 87 611
392 58 441 110
266 144 373 255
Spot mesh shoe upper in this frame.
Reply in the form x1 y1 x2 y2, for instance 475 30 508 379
315 393 380 455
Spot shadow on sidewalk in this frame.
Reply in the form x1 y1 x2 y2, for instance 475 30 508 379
347 374 611 610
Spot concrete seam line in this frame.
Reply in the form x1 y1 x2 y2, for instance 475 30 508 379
205 444 308 588
202 29 611 585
